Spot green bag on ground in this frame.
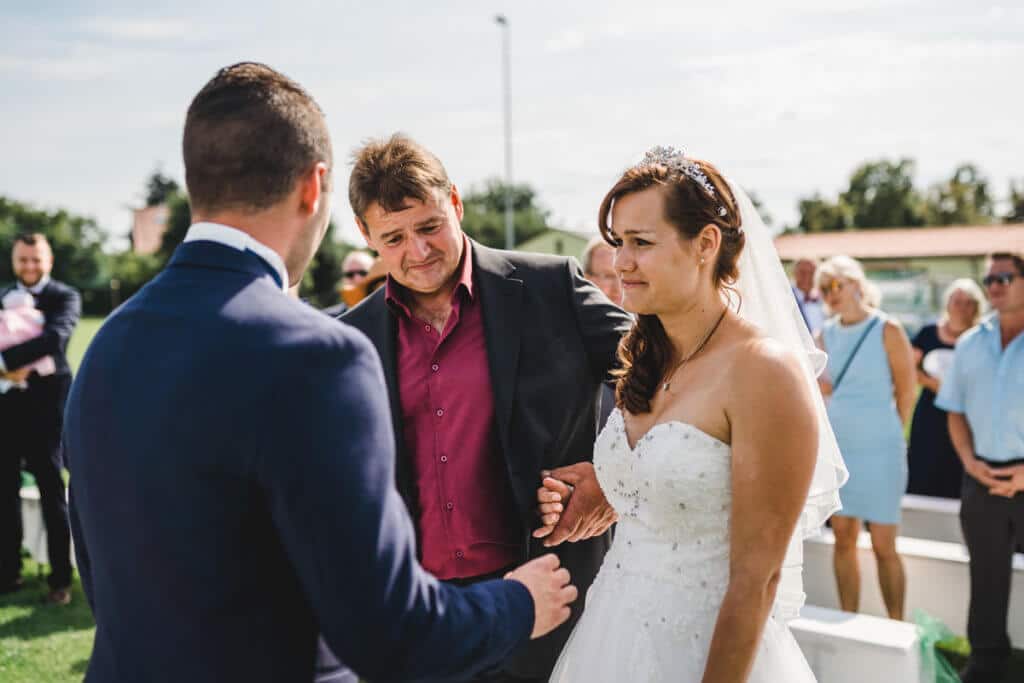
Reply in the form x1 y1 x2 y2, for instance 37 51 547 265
914 609 963 683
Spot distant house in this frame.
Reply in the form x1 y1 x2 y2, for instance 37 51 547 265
515 228 590 262
131 205 170 255
775 224 1024 329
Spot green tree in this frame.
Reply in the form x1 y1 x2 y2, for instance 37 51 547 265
925 164 995 226
144 170 180 207
108 251 164 307
1005 180 1024 223
299 221 355 307
460 179 553 249
795 193 853 233
840 159 926 228
158 191 192 260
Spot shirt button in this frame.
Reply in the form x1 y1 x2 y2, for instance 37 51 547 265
431 363 439 372
440 455 448 463
455 551 464 559
446 501 454 510
424 324 431 332
436 408 444 417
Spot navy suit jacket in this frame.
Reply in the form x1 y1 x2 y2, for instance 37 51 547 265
65 240 532 682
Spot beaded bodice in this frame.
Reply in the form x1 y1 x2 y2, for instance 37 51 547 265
593 409 732 610
550 409 817 682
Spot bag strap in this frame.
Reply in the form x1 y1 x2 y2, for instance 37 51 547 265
831 316 880 391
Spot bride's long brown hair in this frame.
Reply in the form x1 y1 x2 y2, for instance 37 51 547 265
599 159 745 415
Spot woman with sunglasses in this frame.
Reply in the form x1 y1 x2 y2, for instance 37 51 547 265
906 279 987 499
815 255 916 620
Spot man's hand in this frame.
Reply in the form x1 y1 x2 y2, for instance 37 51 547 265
532 462 616 547
988 464 1024 498
1 367 31 384
964 455 1006 489
504 554 578 639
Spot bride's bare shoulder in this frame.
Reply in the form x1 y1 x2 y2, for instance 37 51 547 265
722 322 807 395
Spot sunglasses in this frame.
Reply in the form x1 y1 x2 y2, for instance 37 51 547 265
982 272 1017 288
343 269 368 279
820 280 844 295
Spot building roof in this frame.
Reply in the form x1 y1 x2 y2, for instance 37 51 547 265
774 224 1024 261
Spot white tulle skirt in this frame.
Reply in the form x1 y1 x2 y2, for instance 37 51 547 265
549 565 816 683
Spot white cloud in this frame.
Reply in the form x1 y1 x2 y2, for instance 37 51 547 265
79 17 194 41
0 53 129 81
544 29 587 54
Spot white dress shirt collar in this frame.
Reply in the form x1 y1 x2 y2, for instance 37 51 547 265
183 222 288 292
16 275 50 295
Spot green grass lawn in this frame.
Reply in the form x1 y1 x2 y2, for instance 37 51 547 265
0 559 93 682
67 317 104 374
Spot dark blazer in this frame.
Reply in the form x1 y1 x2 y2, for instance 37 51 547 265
0 279 81 378
342 240 632 678
65 241 532 683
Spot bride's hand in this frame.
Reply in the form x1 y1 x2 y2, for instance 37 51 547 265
533 478 569 538
533 463 617 547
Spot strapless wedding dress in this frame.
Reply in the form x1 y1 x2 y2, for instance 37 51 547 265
550 409 816 682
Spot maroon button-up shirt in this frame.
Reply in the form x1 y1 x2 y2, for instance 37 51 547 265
386 239 523 579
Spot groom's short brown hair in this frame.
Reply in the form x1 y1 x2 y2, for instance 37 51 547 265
348 134 452 221
183 62 332 214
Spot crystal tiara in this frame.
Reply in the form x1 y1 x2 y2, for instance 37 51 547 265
635 146 728 218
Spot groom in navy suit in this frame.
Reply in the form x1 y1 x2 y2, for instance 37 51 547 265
64 62 577 683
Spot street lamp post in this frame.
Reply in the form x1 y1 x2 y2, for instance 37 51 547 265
495 14 514 250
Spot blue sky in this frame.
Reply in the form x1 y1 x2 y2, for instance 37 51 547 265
2 1 1022 247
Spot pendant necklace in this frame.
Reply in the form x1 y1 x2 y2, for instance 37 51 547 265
662 306 729 393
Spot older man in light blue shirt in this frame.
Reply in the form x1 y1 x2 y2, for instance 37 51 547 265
935 251 1024 683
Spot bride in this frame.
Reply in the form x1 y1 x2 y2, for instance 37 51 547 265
535 148 848 682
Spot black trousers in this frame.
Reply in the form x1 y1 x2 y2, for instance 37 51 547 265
0 374 72 589
960 464 1024 672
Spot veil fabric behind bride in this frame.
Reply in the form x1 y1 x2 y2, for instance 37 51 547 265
727 178 849 621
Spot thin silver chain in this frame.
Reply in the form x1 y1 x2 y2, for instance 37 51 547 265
661 306 729 393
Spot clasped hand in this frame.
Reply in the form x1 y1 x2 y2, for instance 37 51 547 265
966 457 1024 498
532 462 617 547
983 463 1024 499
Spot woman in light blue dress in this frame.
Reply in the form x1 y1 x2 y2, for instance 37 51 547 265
816 255 916 620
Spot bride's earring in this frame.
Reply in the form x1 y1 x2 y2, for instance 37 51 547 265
700 257 706 266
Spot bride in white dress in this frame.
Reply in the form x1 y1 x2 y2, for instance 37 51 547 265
536 148 848 682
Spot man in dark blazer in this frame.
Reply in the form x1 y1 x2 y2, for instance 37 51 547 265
0 232 81 604
342 135 633 681
65 62 576 683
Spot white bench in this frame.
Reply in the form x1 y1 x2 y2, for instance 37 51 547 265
900 494 963 545
791 605 924 683
804 530 1024 643
19 486 76 568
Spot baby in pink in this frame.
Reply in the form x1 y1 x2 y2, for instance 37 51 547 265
0 289 55 392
